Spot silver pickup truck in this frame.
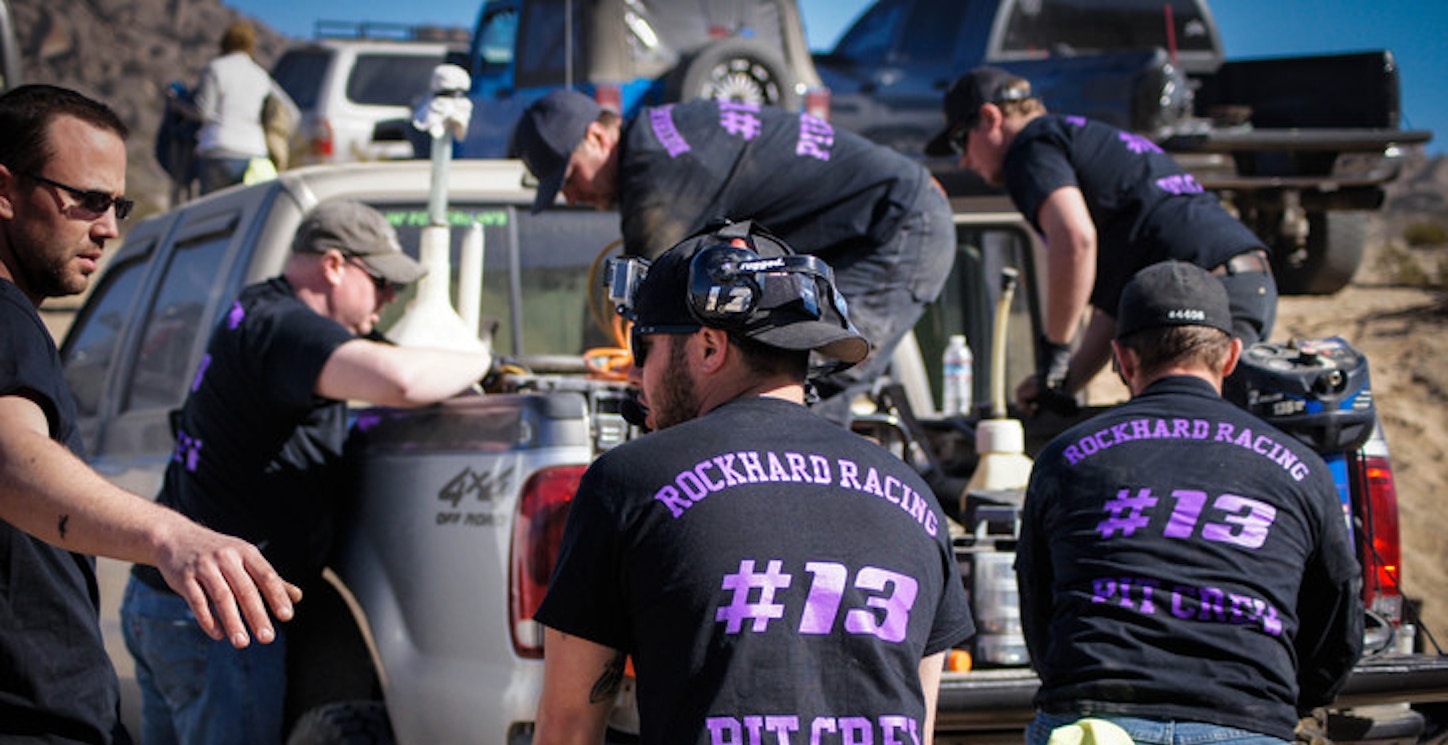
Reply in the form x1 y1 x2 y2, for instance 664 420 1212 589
64 162 1448 744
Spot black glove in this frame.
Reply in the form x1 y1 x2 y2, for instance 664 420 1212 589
1036 335 1072 391
1034 336 1078 416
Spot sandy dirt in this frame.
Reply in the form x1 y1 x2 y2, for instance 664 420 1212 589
1274 245 1448 649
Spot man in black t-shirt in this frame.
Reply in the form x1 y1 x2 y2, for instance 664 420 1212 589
532 221 975 745
926 66 1277 414
120 200 493 745
1017 261 1361 745
0 84 302 745
513 90 957 424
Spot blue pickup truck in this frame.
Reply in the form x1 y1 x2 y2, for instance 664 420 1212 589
812 0 1433 295
447 0 826 159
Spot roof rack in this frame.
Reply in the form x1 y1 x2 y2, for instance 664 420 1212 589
312 20 470 46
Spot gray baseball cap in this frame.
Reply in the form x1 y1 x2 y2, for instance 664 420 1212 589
293 200 426 285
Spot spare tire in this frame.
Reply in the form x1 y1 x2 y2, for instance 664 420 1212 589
1273 211 1367 296
668 38 799 111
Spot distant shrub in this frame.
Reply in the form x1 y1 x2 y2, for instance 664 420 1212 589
1377 241 1434 288
1402 220 1448 247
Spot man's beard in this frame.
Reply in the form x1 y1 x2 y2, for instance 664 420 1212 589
649 339 700 431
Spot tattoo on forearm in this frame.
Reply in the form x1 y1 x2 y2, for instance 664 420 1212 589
58 514 70 541
589 652 627 704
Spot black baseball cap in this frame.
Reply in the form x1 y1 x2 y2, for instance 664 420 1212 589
512 90 602 214
924 66 1032 157
631 225 870 366
293 200 426 285
1115 261 1233 339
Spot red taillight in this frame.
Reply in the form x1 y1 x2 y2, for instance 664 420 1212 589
310 120 335 158
594 85 623 115
509 465 588 658
1351 453 1404 624
804 85 831 122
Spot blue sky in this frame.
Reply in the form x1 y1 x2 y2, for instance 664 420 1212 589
227 0 1446 154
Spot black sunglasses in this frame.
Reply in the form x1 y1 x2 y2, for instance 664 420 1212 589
630 324 700 367
345 255 403 293
24 172 134 220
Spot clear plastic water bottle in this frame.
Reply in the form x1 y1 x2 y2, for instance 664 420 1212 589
942 334 973 416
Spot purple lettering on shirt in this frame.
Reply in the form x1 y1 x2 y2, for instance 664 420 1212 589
707 716 742 745
1118 131 1163 155
227 301 245 329
717 100 763 140
840 717 873 745
796 113 834 160
1155 173 1205 195
648 105 691 158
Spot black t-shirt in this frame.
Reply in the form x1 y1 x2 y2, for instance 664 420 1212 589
0 279 121 744
1017 376 1363 740
618 99 930 260
152 277 354 582
1004 115 1263 314
537 396 975 745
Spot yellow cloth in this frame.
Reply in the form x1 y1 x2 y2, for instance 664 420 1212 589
1048 718 1136 745
242 156 277 184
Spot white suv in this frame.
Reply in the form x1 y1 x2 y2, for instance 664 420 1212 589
271 37 455 165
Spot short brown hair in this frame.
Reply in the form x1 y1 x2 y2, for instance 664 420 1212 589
1119 325 1232 380
0 85 128 178
220 20 257 55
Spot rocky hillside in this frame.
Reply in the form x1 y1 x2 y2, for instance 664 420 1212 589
9 0 292 215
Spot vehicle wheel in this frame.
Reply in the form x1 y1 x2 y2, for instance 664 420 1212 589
1272 211 1367 296
286 701 395 745
670 38 799 111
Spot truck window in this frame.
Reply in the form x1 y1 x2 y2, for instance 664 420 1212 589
892 1 964 65
272 48 330 110
999 0 1213 57
830 0 909 66
375 204 619 358
124 232 234 414
346 53 444 107
514 0 587 89
475 7 518 72
63 247 154 421
916 222 1037 409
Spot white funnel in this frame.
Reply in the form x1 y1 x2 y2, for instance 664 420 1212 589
388 225 491 356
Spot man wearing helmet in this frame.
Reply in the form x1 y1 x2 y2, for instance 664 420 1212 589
531 221 975 745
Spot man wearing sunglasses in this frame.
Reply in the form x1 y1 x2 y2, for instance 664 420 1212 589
120 199 493 745
925 66 1277 415
532 222 975 745
0 84 304 744
514 90 957 426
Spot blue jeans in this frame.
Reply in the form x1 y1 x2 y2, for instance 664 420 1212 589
195 156 250 195
811 183 957 424
121 577 288 745
1027 712 1291 745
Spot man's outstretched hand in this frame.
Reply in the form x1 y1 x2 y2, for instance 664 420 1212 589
156 522 303 648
